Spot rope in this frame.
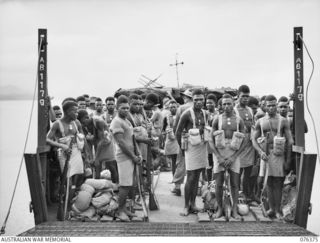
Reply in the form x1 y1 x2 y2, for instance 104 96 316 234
0 38 43 235
298 35 320 165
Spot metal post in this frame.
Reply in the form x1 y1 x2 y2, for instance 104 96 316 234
38 29 49 152
293 27 305 148
293 27 305 186
23 29 51 225
292 26 317 229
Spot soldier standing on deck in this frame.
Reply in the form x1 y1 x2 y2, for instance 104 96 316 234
175 89 208 216
234 85 256 202
252 95 293 219
211 94 246 219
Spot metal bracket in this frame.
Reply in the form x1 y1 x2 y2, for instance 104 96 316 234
29 201 34 213
308 203 312 215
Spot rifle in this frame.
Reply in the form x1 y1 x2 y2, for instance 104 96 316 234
260 133 270 217
132 135 149 221
57 138 74 221
223 170 232 221
146 132 160 211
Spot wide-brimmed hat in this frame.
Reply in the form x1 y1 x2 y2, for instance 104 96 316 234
181 89 192 98
89 97 97 104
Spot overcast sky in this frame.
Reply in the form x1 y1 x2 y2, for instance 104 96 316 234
0 0 319 104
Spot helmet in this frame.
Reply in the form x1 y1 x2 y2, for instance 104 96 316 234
237 204 249 216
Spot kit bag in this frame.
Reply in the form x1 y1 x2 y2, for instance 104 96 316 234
102 130 112 145
166 115 176 140
181 132 189 150
60 120 85 151
213 115 226 149
273 116 286 156
129 113 148 139
230 116 245 151
188 108 202 146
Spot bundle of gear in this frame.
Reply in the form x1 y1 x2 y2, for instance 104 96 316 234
69 170 120 221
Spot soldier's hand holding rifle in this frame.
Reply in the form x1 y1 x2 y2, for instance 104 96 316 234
133 155 142 165
60 143 72 155
141 137 154 146
224 155 235 169
217 155 228 168
260 150 268 161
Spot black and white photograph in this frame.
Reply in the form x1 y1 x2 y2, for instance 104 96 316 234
0 0 319 239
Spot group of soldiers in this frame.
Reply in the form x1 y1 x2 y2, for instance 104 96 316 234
46 84 297 221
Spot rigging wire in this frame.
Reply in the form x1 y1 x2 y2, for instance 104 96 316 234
0 38 43 235
299 35 320 165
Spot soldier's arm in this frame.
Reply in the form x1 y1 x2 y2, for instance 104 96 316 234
113 133 140 161
95 120 105 141
46 122 68 150
252 120 262 153
150 110 159 123
75 119 84 134
94 120 106 164
163 117 168 132
210 117 224 162
252 119 268 161
173 107 182 133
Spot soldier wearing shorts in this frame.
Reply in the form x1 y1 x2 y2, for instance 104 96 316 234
211 94 246 219
252 95 293 219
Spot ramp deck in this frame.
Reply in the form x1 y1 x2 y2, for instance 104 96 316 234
20 172 316 236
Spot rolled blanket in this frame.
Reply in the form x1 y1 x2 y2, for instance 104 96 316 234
96 197 119 216
72 184 95 213
80 183 95 195
85 178 115 190
92 191 113 208
75 206 96 218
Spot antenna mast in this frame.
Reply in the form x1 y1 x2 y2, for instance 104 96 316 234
169 53 184 88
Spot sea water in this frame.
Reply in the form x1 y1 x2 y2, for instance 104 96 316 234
0 100 319 235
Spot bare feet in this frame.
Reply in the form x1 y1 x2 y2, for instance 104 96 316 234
179 207 190 216
275 212 283 220
231 208 241 220
189 205 201 214
124 208 137 218
213 208 223 219
117 211 130 222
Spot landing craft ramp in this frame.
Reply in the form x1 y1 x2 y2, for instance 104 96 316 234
20 172 315 237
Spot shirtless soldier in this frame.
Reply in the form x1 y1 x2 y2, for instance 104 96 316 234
252 95 293 219
176 89 208 216
234 85 255 202
47 101 85 205
211 94 246 219
105 96 117 128
205 93 218 182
